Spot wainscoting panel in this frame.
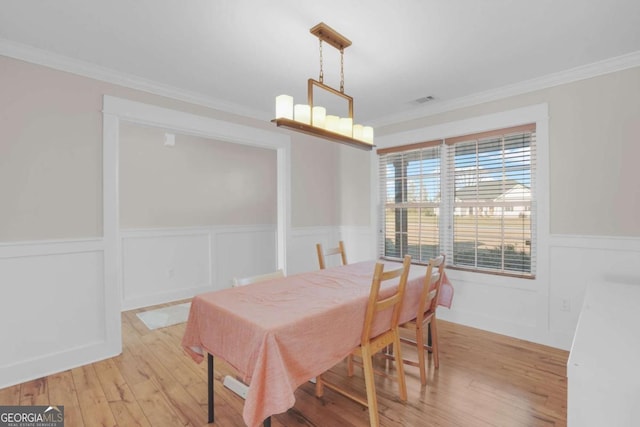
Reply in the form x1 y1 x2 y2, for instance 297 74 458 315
547 234 640 349
439 234 640 350
338 226 378 264
0 239 115 389
213 226 277 290
288 227 337 274
120 225 278 310
438 267 542 345
120 228 212 310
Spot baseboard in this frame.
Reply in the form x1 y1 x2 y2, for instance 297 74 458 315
0 338 120 389
122 285 211 311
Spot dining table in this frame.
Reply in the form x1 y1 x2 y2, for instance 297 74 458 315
181 259 452 427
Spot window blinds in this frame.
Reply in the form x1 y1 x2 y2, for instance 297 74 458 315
378 144 442 264
444 126 536 276
378 124 536 277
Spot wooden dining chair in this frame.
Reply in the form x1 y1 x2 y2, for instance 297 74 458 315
225 269 285 399
316 240 347 270
315 255 411 427
393 254 445 387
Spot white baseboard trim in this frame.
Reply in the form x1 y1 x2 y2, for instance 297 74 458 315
437 309 546 347
121 285 212 311
0 338 120 390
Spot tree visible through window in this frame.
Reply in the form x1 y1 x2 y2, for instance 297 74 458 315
379 124 536 277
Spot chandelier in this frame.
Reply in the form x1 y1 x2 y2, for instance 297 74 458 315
272 22 374 150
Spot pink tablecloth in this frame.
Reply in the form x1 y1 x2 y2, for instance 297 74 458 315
181 260 449 427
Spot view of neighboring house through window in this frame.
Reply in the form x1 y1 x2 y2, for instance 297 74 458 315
379 124 536 277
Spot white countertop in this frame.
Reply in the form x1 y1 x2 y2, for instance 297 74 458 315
567 279 640 426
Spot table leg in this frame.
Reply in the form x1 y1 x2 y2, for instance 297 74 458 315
208 353 214 423
209 353 270 426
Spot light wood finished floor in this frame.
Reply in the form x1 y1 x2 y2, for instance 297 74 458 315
0 300 569 426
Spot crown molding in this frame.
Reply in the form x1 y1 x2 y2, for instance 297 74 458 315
372 50 640 127
0 38 272 122
2 38 639 128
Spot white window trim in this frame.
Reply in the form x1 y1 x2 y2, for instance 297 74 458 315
373 103 549 290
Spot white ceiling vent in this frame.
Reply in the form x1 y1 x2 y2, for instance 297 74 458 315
414 95 436 104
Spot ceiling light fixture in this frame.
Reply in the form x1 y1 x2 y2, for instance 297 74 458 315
272 22 374 151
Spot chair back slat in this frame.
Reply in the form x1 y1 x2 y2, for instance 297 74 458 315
316 241 348 270
361 255 411 345
415 255 445 323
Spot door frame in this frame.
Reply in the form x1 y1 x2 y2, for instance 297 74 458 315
102 95 291 349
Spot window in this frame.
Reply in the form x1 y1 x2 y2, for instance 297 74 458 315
378 124 536 277
379 142 442 263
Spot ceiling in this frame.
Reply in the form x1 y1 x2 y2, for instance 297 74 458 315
1 0 639 126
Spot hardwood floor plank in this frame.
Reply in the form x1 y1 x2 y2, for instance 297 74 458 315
128 377 186 427
47 370 84 427
0 383 21 405
19 377 48 405
108 400 152 427
71 364 118 427
133 349 207 426
94 358 137 403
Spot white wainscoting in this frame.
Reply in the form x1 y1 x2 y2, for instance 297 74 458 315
120 225 278 310
0 239 119 389
120 225 373 309
119 225 375 308
438 234 640 350
547 234 640 349
3 230 636 389
289 228 640 351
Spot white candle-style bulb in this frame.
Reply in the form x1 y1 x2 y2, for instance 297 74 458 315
275 95 293 120
294 104 311 124
353 124 364 141
339 117 353 136
325 115 340 133
312 106 326 128
363 126 374 144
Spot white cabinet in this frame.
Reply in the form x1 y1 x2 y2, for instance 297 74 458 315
567 280 640 426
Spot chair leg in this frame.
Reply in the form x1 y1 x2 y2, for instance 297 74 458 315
347 354 354 376
415 323 427 386
315 374 324 397
393 331 408 401
361 346 379 427
431 317 440 369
